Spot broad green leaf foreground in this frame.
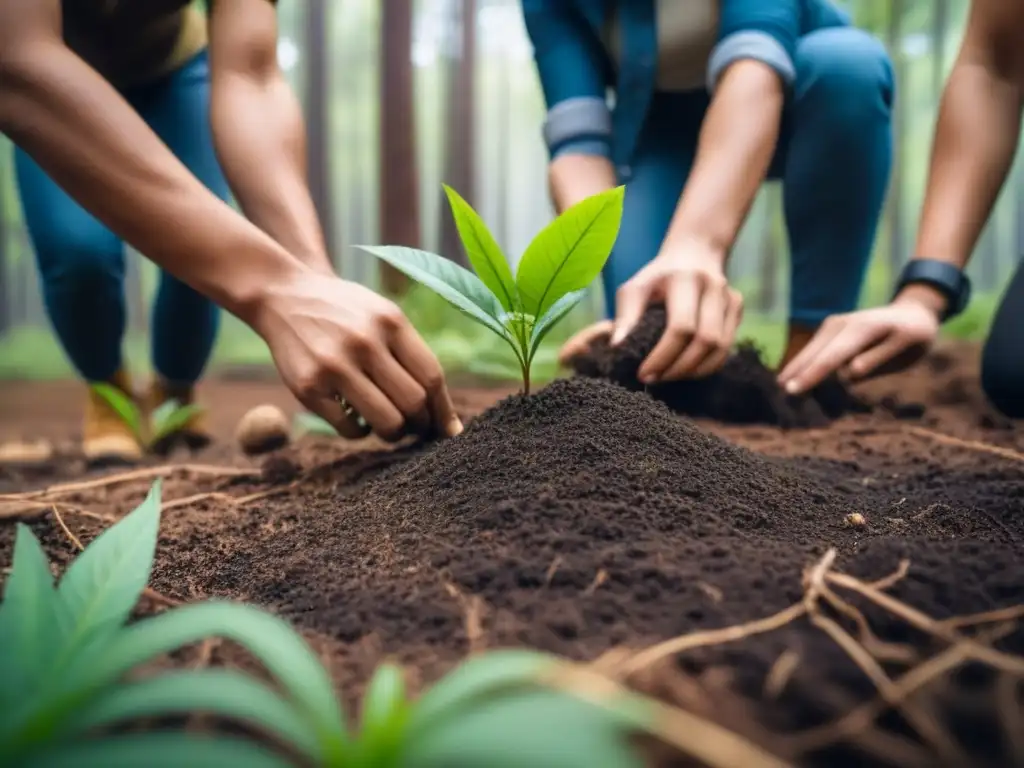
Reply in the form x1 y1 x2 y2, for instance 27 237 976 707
0 479 715 767
358 185 625 393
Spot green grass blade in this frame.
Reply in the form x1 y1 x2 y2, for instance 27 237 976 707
0 526 62 706
60 669 321 759
516 186 624 319
150 403 203 443
443 184 518 312
55 480 162 652
355 662 409 765
405 650 551 739
63 601 349 759
28 733 294 768
529 289 586 359
149 399 180 432
89 383 143 440
402 687 645 768
356 245 512 341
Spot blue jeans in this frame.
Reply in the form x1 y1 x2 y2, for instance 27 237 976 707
15 50 229 384
603 27 894 326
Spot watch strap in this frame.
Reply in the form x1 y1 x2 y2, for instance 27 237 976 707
893 259 971 322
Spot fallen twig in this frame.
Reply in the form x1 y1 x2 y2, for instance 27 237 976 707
163 485 295 512
763 650 800 700
51 505 84 551
0 463 259 502
903 426 1024 464
0 499 116 522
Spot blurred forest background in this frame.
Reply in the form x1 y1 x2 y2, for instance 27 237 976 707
0 0 1016 381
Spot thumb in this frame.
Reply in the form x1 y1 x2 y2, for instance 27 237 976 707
611 281 649 346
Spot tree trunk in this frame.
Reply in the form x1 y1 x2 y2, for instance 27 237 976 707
438 0 477 265
304 0 336 267
0 155 9 337
377 0 418 294
931 0 949 97
885 0 906 276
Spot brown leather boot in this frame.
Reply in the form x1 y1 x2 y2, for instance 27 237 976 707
83 370 144 465
146 378 212 454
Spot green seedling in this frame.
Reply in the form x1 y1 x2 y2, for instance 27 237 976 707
358 185 625 395
293 411 340 437
0 480 667 767
91 383 203 448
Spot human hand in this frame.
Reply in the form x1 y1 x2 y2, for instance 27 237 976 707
777 290 942 396
611 242 743 383
557 320 614 366
251 271 463 441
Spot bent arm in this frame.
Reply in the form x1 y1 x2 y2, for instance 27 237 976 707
660 0 796 260
903 0 1024 314
521 0 617 212
0 0 310 326
208 0 333 274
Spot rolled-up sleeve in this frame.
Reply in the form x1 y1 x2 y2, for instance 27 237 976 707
707 0 801 93
521 0 612 159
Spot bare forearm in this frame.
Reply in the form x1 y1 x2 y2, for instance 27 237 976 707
914 62 1022 270
663 61 782 258
210 73 333 274
0 45 306 324
548 153 618 213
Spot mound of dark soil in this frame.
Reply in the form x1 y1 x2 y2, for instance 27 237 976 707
152 376 1024 766
569 306 872 427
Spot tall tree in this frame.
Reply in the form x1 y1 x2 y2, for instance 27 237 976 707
0 153 9 337
378 0 418 294
304 0 336 262
438 0 477 265
885 0 906 276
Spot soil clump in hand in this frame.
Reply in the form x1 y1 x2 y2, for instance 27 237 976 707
569 305 871 427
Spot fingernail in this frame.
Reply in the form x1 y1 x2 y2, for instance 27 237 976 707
784 380 799 395
447 417 464 438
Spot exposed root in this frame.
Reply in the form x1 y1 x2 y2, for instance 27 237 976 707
583 568 608 596
0 463 259 502
444 582 487 654
546 662 796 768
763 650 800 699
50 505 85 551
162 485 295 512
804 550 966 763
903 425 1024 464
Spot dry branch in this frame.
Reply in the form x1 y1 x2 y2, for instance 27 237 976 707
903 425 1024 463
0 463 259 503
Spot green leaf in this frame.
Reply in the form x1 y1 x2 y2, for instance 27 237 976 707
61 601 349 761
443 184 518 312
150 402 203 443
56 480 162 646
28 733 294 768
0 526 62 703
402 687 645 768
516 186 624 319
406 650 551 740
89 383 143 440
355 245 512 342
529 289 586 359
60 669 320 759
293 412 338 436
356 662 409 765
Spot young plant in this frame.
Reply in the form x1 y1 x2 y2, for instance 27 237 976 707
0 481 664 767
358 184 625 395
91 383 203 449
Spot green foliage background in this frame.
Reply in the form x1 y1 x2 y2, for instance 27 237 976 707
0 0 1014 382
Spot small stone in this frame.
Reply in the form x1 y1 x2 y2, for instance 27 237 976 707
236 405 290 456
844 512 867 528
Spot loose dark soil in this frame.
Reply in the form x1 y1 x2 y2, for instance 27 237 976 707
1 344 1022 767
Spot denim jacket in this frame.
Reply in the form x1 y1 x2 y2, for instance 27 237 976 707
521 0 851 179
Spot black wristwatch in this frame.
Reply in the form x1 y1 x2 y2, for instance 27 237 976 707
892 259 971 322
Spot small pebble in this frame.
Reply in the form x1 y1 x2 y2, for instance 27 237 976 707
844 512 867 528
236 404 290 456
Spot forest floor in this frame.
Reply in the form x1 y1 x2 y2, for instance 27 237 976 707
1 336 1022 767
